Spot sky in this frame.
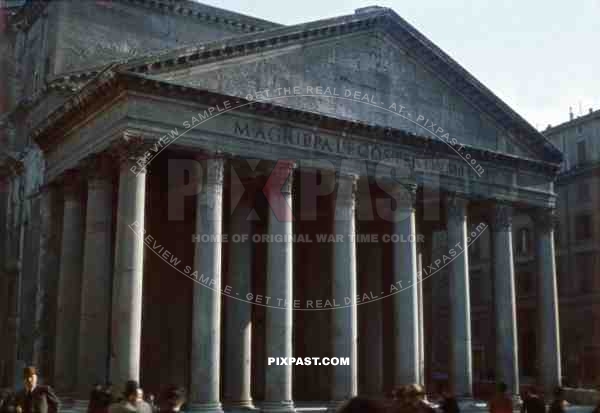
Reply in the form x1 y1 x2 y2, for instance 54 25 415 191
200 0 600 131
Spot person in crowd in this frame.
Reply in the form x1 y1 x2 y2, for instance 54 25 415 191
87 384 104 413
158 387 186 413
0 389 16 413
391 384 435 413
136 389 152 413
439 388 460 413
489 382 513 413
144 394 156 413
520 387 545 413
14 367 59 413
336 397 387 412
548 387 567 413
108 381 139 413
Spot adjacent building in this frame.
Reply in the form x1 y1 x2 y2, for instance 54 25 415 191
544 110 600 387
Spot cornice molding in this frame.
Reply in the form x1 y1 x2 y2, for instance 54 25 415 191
31 71 562 177
8 0 280 33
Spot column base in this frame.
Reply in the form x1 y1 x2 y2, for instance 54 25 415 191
456 397 488 412
223 400 257 412
326 400 347 412
511 395 523 409
187 401 224 413
259 400 295 412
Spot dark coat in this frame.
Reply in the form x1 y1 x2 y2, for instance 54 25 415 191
14 386 60 413
521 395 546 413
441 397 460 413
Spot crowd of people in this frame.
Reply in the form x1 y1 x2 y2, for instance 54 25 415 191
0 365 595 413
0 367 185 413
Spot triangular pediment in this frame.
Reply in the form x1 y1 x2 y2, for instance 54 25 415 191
121 9 560 164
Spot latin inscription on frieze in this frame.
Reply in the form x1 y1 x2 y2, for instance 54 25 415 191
233 120 468 179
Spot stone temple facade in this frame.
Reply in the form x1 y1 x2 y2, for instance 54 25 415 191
0 0 564 411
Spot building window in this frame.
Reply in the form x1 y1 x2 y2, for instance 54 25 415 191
575 214 593 241
578 182 591 202
516 227 531 255
577 140 587 165
577 125 583 134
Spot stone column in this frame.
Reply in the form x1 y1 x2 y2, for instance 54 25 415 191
492 203 519 397
446 193 472 398
189 156 224 413
77 154 115 394
534 208 562 396
392 184 420 385
33 183 61 382
263 161 295 413
330 173 358 409
109 151 147 385
54 170 85 394
417 250 425 386
223 175 254 410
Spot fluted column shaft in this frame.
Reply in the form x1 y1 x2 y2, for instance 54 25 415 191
393 184 420 385
223 177 254 409
492 204 519 396
263 161 295 413
109 156 146 384
534 209 562 396
55 171 85 394
330 174 358 408
78 155 114 395
446 194 472 397
33 183 61 380
189 157 224 413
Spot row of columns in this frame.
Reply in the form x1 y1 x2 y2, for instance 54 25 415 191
48 147 562 410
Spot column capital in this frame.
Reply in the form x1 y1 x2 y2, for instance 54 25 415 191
533 208 558 233
204 156 225 187
492 203 513 231
108 134 153 173
335 172 358 204
265 160 296 195
382 181 417 210
446 192 468 221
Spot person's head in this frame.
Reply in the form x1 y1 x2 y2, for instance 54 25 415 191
123 380 140 404
136 388 144 403
410 384 426 400
496 382 507 394
161 386 186 411
23 367 37 391
336 397 386 413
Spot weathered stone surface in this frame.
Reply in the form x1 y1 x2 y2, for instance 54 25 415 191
152 31 533 159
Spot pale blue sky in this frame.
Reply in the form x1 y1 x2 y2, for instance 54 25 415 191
201 0 600 131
